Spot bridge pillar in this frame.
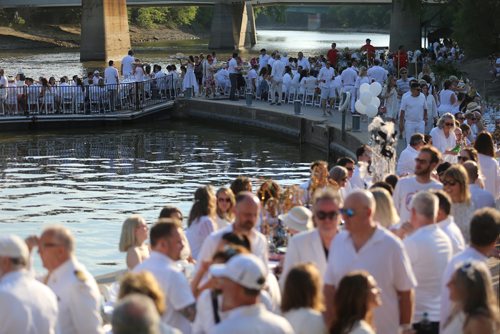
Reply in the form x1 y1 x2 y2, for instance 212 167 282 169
80 0 131 61
389 0 421 52
209 1 256 50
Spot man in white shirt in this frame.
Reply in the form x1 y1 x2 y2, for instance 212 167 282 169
247 64 258 93
340 63 358 113
440 208 499 331
197 192 268 267
0 68 8 113
0 235 58 334
270 54 285 105
404 191 452 332
324 190 417 334
280 189 341 288
393 146 442 224
367 59 388 84
134 221 196 334
209 254 294 334
462 161 496 209
36 226 104 334
350 145 371 190
336 157 355 196
104 60 119 111
400 82 428 145
396 68 414 99
228 53 240 101
258 49 270 72
397 133 425 176
297 52 310 71
432 190 465 255
317 62 335 116
121 50 135 78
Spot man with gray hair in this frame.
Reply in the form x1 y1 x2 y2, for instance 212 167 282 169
324 190 416 334
35 225 104 334
405 191 452 333
112 294 161 334
462 161 495 209
0 235 58 334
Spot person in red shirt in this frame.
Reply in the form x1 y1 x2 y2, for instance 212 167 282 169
327 43 338 69
361 38 376 65
394 45 409 73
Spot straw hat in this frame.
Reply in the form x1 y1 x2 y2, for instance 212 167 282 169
279 206 313 232
465 102 480 113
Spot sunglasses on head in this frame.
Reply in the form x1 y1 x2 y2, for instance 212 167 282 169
316 210 339 220
340 208 356 218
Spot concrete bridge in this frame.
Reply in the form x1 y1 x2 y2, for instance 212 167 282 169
1 0 423 61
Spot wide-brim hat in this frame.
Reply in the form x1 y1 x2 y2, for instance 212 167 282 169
465 102 480 113
279 206 313 232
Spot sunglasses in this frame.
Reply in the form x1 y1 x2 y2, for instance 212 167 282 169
218 197 231 203
442 180 457 186
457 156 469 162
316 210 339 220
444 122 454 127
340 208 356 217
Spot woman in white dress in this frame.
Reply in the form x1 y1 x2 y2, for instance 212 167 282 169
119 215 150 270
281 263 327 334
330 271 381 334
422 82 438 134
215 187 235 230
442 261 500 334
185 186 216 259
381 75 399 122
182 55 199 94
430 113 458 163
438 79 457 116
474 131 500 200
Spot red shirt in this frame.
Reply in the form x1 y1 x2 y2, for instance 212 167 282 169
327 48 338 66
361 44 376 60
394 51 408 70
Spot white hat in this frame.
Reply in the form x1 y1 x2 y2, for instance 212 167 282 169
209 254 267 290
279 206 313 232
0 235 29 262
93 70 100 75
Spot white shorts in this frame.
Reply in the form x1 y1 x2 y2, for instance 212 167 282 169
320 86 332 100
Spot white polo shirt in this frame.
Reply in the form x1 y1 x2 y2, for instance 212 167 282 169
104 66 119 85
403 224 452 322
439 247 490 330
396 145 419 176
297 58 310 71
121 55 134 77
393 176 442 224
317 66 335 88
228 58 238 74
401 93 427 122
324 227 417 334
259 54 270 71
134 251 195 334
341 67 357 86
367 65 387 84
271 60 285 82
209 304 293 334
437 216 466 255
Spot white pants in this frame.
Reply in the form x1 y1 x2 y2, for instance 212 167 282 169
405 120 425 145
270 80 283 103
343 85 356 113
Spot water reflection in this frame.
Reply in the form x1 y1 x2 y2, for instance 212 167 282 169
0 120 320 274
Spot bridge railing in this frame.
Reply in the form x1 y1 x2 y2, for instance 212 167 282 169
0 76 180 117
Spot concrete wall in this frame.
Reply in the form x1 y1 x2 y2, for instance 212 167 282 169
174 99 362 161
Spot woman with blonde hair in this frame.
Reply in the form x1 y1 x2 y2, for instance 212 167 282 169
330 271 381 334
381 74 398 121
442 165 476 242
185 185 216 259
119 214 150 270
329 166 349 200
281 263 327 334
370 187 400 229
214 187 235 230
430 113 457 162
443 261 500 334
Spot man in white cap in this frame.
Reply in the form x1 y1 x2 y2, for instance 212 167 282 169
0 235 58 334
209 253 294 334
280 190 340 288
36 225 104 334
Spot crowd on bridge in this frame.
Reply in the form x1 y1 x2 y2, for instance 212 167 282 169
1 38 500 334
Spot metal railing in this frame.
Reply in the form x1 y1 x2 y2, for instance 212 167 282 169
0 76 181 117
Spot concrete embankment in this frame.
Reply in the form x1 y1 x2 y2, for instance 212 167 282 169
173 98 371 161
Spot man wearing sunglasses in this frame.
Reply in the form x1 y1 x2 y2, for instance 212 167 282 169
324 190 416 334
280 190 341 288
400 82 428 145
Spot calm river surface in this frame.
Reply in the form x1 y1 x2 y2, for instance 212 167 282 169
0 121 321 275
0 29 368 275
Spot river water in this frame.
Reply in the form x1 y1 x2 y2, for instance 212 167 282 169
0 30 373 275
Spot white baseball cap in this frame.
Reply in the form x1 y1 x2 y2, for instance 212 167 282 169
209 254 267 290
0 235 29 262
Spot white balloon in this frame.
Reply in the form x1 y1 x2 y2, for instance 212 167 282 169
360 91 372 105
359 83 370 94
369 82 382 96
365 104 378 117
355 100 366 114
370 96 381 108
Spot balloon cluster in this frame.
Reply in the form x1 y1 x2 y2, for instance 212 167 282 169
354 82 382 118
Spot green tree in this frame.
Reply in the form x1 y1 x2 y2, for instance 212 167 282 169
129 6 199 29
